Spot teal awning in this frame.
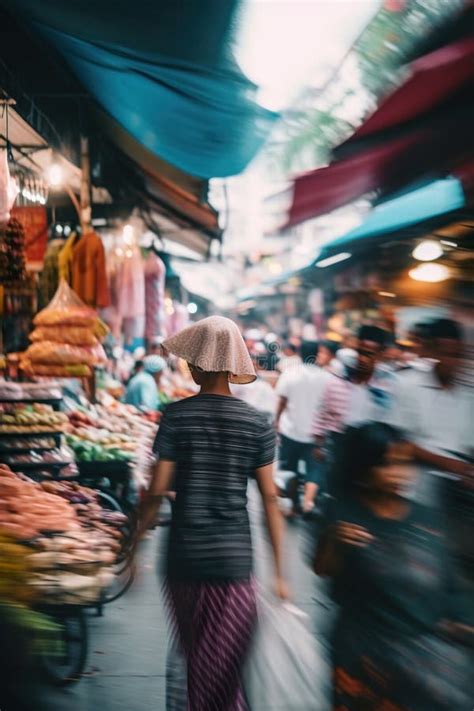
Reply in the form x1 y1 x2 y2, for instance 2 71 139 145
5 0 277 179
317 177 466 259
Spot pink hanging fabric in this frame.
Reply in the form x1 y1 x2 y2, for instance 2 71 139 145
0 150 19 225
144 251 167 341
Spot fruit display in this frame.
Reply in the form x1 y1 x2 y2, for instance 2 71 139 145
0 465 128 604
2 446 75 466
65 396 156 460
0 436 57 451
0 217 26 284
66 435 134 463
0 403 68 434
22 279 109 377
0 381 63 402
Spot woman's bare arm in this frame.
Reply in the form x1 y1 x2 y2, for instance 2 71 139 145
137 459 176 540
275 396 288 431
255 463 289 599
314 523 373 576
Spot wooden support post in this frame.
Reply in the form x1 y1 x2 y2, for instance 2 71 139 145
80 135 92 233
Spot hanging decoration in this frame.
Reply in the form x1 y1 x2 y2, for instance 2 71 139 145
0 149 19 225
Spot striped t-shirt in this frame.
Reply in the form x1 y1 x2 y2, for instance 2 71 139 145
153 394 276 582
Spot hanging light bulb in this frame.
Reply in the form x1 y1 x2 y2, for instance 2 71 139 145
46 162 64 188
122 224 134 245
409 263 450 283
412 240 443 262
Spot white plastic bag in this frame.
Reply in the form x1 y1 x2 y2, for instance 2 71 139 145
243 592 330 711
166 637 187 711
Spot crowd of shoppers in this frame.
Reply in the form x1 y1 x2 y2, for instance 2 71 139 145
135 314 472 711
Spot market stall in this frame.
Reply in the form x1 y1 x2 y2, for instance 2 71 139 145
0 377 159 683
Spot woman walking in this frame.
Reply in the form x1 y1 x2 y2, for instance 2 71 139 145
138 316 288 711
315 423 472 711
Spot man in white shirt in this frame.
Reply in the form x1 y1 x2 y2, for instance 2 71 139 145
231 355 277 423
394 318 473 485
276 341 302 374
309 326 396 507
275 340 338 513
393 318 473 574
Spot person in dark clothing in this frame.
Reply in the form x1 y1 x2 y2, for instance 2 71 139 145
137 316 288 711
314 423 472 711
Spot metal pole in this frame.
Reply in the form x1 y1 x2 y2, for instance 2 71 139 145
80 135 92 232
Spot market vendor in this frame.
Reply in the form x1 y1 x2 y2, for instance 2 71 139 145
124 355 166 412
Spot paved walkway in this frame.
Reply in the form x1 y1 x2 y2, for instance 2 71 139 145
40 492 333 711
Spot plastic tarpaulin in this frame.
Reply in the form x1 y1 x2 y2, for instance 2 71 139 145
6 0 277 179
338 37 474 151
287 35 474 227
315 177 466 259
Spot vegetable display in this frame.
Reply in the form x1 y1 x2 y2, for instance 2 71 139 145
64 395 156 466
0 403 68 434
0 465 127 604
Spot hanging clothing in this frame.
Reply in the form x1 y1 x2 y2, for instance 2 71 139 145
39 238 64 308
71 231 110 308
115 245 145 344
101 246 121 337
57 232 78 284
167 302 189 336
144 251 166 341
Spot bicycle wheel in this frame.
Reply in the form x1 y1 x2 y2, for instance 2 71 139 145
41 608 88 686
100 558 135 605
96 489 123 513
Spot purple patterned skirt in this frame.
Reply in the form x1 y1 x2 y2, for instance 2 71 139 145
165 578 257 711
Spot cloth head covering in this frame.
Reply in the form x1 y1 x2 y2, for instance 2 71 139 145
163 316 256 384
143 354 166 374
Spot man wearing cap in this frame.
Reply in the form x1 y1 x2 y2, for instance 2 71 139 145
125 355 166 412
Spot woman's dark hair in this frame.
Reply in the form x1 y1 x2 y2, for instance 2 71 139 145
357 325 388 349
301 340 318 364
429 318 463 342
320 339 340 356
335 422 406 497
412 321 431 340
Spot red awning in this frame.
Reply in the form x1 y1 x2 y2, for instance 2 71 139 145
288 110 473 227
287 36 474 228
342 37 474 147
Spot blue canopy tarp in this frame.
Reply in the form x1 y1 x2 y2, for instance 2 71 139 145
5 0 277 179
316 177 466 260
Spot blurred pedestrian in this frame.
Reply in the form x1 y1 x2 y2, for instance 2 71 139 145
314 423 472 711
394 318 474 575
313 325 396 499
137 316 288 711
394 318 472 480
231 353 277 424
276 341 336 514
124 355 166 412
276 340 302 373
406 321 434 372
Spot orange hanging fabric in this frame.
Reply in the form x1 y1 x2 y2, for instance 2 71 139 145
71 230 110 308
